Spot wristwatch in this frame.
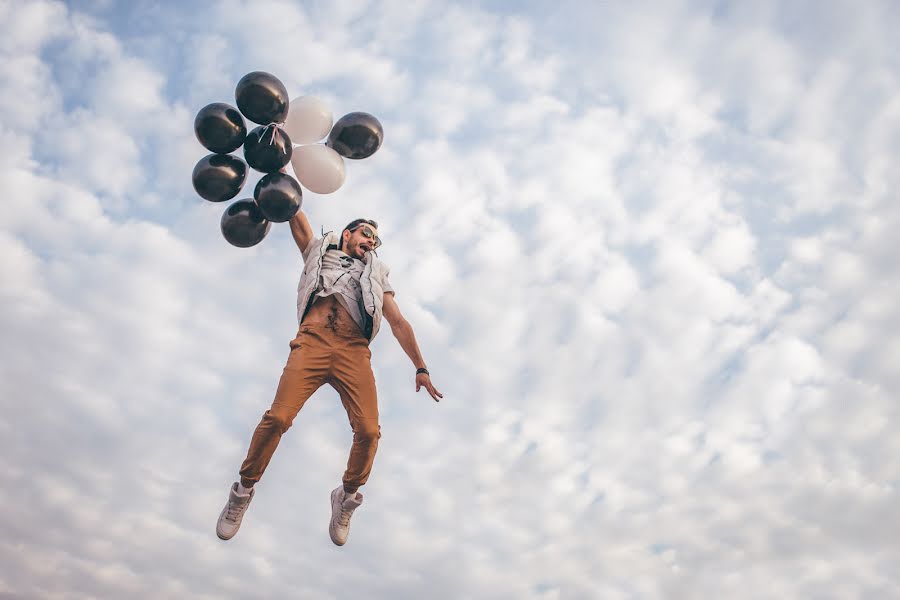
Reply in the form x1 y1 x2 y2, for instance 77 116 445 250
416 367 429 376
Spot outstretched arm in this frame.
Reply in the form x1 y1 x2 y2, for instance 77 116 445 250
382 293 443 402
289 209 314 253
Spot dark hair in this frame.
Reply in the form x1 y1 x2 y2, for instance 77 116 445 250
339 218 378 250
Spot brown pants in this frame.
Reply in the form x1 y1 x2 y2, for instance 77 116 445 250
238 319 380 494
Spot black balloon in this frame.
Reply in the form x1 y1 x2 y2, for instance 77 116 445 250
244 126 292 173
194 102 246 154
192 154 247 202
254 172 302 222
221 199 271 248
235 71 290 125
327 112 383 159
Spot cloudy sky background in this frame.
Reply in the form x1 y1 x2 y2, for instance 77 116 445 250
1 0 898 598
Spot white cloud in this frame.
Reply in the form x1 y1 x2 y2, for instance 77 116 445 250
0 54 62 128
1 0 900 598
0 0 68 54
90 55 167 117
43 111 144 197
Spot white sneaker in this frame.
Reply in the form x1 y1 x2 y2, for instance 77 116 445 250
217 482 255 540
329 486 363 546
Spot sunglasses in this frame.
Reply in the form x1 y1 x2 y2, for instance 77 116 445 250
350 224 382 249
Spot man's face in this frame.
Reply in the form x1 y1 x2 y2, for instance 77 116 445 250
344 224 380 259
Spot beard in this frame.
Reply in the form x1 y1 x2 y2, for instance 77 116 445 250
349 243 366 259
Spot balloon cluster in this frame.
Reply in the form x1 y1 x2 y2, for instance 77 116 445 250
192 71 384 247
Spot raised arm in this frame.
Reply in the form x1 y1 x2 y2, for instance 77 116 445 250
382 292 443 402
289 209 314 253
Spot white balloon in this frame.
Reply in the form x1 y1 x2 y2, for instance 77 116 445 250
290 144 346 194
284 96 333 144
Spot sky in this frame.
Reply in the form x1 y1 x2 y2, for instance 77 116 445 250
1 0 898 598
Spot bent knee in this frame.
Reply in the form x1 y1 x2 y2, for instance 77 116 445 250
263 409 294 433
353 420 381 443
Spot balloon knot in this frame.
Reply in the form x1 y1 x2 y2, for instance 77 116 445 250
261 122 283 145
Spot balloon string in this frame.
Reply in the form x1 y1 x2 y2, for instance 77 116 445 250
261 122 282 145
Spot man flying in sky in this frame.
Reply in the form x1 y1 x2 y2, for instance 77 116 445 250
217 208 442 546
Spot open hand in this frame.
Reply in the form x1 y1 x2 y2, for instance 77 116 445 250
416 373 443 402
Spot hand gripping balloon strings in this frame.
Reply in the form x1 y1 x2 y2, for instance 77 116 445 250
260 122 284 145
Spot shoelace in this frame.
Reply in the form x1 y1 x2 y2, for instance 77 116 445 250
337 507 352 527
226 500 246 522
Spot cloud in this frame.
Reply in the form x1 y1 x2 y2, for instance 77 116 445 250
1 0 899 598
